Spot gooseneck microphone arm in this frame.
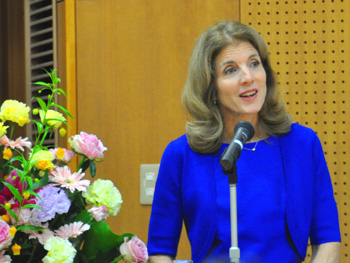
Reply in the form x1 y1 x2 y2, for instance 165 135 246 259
219 121 255 263
220 121 255 174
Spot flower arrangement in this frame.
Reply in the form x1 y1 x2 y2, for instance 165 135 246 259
0 70 148 263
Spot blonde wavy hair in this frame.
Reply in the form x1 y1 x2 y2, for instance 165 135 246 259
181 21 292 154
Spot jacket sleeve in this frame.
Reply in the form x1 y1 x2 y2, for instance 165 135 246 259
147 139 184 257
309 132 341 244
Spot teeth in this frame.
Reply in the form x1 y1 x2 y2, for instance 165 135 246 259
240 91 257 97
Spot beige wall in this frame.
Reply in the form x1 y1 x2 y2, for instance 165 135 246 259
59 0 240 259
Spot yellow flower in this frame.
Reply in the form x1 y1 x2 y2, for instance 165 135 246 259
56 148 65 159
9 226 17 237
0 100 30 127
23 192 30 200
31 150 54 171
83 179 123 217
59 127 66 137
43 237 76 263
3 148 12 160
5 203 11 210
39 109 66 129
11 243 21 256
0 122 8 137
37 160 48 170
1 214 10 223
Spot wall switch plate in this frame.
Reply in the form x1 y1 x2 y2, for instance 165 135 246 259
140 164 160 205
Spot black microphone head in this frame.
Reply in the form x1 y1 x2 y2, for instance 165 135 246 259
234 121 255 141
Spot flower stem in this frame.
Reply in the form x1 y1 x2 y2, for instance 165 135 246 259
10 122 14 139
40 128 49 146
110 255 123 263
77 156 86 172
28 243 38 263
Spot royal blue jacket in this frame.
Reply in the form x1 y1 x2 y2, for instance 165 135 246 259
148 124 341 262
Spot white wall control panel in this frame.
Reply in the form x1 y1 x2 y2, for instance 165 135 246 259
140 164 160 205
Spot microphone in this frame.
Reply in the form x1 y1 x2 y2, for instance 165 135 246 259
220 121 255 173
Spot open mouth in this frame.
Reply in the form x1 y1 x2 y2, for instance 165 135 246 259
239 90 257 98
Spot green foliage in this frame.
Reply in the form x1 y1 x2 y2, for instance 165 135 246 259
0 69 134 263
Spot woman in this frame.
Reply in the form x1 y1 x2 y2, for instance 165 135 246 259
147 21 341 263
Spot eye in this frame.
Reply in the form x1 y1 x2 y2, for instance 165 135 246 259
224 66 236 75
250 59 261 68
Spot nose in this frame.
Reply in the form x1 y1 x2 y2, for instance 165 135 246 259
240 67 253 85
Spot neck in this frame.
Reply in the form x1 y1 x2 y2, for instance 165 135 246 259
221 114 261 143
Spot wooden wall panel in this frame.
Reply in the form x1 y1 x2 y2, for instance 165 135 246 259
241 0 349 262
2 0 26 139
0 1 8 101
74 0 239 259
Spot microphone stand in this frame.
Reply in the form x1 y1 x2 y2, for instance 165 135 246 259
220 121 254 263
222 163 240 263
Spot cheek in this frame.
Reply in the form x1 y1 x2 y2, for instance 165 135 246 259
216 79 239 99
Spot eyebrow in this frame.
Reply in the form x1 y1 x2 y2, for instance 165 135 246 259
218 53 260 68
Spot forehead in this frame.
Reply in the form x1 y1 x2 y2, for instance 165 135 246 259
215 41 259 63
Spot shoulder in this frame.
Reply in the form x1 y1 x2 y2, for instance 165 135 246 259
161 135 190 163
281 123 319 144
163 134 190 155
289 123 317 137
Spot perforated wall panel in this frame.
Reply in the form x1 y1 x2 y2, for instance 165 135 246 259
241 0 349 261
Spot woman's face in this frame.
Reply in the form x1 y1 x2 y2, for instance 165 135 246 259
214 41 267 124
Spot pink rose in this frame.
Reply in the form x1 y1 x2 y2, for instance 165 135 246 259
87 205 108 222
0 220 13 250
119 236 148 263
68 132 107 160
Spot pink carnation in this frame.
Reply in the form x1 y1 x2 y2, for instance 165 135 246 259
55 222 90 239
68 132 107 160
0 135 32 151
87 205 108 222
119 236 148 263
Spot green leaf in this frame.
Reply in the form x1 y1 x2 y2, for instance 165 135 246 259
32 172 49 190
74 209 93 224
33 81 51 88
55 88 67 97
67 190 86 211
33 97 48 112
81 221 122 261
75 251 91 263
0 205 18 222
51 103 74 119
31 119 44 134
21 204 42 210
3 182 22 203
90 162 96 178
17 225 45 231
24 189 39 199
26 176 33 189
81 160 91 173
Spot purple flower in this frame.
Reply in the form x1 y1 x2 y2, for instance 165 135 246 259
32 185 71 223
